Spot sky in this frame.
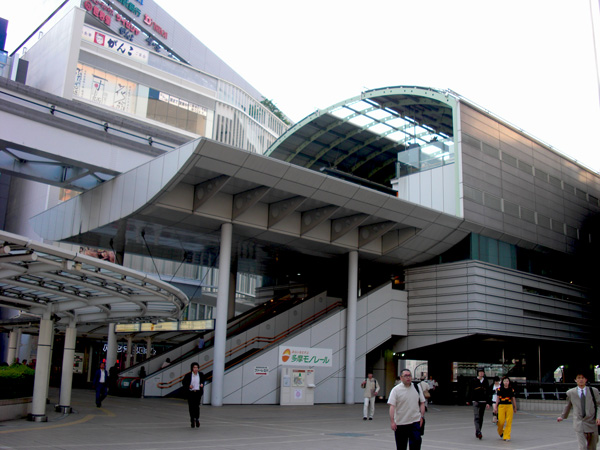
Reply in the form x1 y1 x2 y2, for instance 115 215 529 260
3 0 600 171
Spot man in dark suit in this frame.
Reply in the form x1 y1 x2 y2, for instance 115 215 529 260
558 371 600 450
182 362 204 428
92 361 110 407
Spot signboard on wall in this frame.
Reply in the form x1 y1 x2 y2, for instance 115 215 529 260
73 352 84 373
278 346 332 367
82 25 149 63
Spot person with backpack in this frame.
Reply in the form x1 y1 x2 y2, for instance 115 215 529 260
388 368 426 449
361 372 380 420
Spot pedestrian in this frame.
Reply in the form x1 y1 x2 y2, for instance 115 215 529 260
557 370 600 450
493 376 517 441
426 376 438 403
388 368 426 450
419 378 430 409
92 361 110 407
182 362 204 428
109 362 120 393
466 367 491 440
491 376 501 424
361 372 380 420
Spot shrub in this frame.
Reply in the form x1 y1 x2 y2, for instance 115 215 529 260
0 364 35 399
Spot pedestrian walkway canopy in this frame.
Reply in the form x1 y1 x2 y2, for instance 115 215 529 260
0 230 188 328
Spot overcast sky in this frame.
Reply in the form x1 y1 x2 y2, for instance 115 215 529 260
3 0 600 171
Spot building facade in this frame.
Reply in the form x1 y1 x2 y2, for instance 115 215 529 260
1 2 599 405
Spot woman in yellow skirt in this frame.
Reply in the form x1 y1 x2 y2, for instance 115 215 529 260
493 376 517 441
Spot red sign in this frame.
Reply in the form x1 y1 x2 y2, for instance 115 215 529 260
143 13 167 39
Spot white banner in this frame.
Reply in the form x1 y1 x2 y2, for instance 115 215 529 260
278 346 332 367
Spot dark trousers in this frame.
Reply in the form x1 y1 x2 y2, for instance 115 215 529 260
95 383 108 406
187 390 202 420
394 421 422 450
473 401 486 435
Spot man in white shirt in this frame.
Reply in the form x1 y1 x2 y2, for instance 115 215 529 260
388 369 426 450
558 371 600 449
361 372 380 420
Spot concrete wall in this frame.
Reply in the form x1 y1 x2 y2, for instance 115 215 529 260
0 398 32 422
21 7 84 99
220 283 407 404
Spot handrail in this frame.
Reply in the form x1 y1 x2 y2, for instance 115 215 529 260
156 301 342 391
126 288 321 378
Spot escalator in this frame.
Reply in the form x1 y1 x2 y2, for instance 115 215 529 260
117 288 342 397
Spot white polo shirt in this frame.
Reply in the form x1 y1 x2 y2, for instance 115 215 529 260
388 382 425 425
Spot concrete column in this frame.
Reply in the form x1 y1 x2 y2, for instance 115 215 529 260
106 323 117 370
30 315 53 421
126 335 133 368
145 337 152 360
7 329 18 364
345 250 358 404
211 222 232 407
43 326 55 403
57 322 77 413
15 329 22 362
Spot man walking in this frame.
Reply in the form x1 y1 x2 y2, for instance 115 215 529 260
388 369 426 450
92 361 110 407
557 371 600 449
466 367 491 439
361 372 380 420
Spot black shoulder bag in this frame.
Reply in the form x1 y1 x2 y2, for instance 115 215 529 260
413 381 425 436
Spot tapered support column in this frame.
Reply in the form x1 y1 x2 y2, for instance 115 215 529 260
15 329 22 362
106 323 117 370
57 322 77 414
211 222 232 407
7 329 18 364
29 315 53 421
345 250 358 404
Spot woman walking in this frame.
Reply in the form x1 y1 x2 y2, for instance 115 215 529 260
182 362 204 428
493 376 517 441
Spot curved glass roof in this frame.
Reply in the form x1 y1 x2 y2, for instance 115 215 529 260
266 86 457 191
0 230 188 325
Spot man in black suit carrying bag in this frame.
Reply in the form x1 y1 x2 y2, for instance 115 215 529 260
182 362 204 428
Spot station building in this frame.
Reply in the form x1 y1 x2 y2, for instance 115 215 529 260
0 0 599 407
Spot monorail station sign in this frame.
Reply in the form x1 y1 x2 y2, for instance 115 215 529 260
279 346 332 367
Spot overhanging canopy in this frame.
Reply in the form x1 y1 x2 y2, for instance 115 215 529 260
0 230 188 325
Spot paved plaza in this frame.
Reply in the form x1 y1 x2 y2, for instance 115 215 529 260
0 388 581 450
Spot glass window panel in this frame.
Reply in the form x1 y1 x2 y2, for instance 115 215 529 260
499 241 516 269
548 174 562 189
535 168 548 182
482 143 499 159
501 153 517 168
518 161 533 175
537 214 551 229
479 235 499 265
470 233 479 260
484 193 502 211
